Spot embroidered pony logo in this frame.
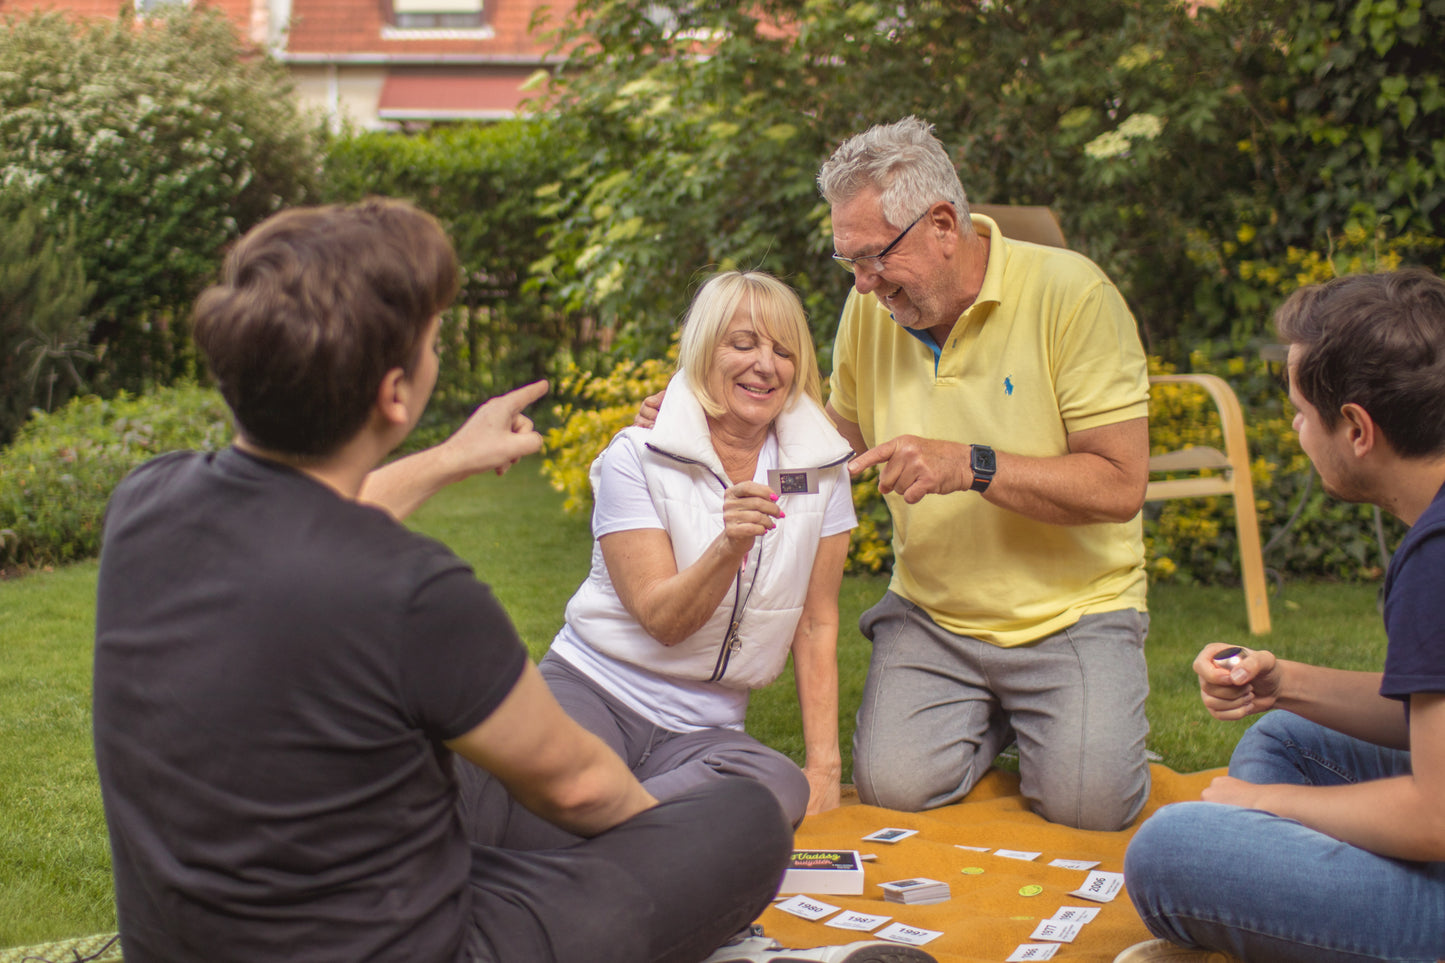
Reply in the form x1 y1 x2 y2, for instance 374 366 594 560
1003 376 1014 396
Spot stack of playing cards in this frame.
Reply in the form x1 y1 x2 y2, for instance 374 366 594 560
778 850 865 896
880 877 951 906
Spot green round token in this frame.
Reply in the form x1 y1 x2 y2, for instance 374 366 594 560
960 866 984 875
1018 884 1044 897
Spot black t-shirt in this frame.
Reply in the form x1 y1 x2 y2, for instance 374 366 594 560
93 447 528 963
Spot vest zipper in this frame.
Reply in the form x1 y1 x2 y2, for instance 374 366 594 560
643 442 852 683
646 443 741 681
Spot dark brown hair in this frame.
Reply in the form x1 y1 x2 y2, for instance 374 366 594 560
1275 268 1445 457
192 199 458 458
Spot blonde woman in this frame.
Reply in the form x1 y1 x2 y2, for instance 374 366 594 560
541 270 855 823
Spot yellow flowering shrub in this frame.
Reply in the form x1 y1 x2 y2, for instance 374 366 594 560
1233 221 1442 301
846 471 891 575
541 350 674 515
543 339 1395 583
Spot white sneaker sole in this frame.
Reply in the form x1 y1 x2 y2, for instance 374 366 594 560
767 947 936 963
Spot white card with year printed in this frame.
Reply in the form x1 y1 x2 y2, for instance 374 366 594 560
774 895 838 920
1070 870 1125 903
875 922 942 946
825 910 891 932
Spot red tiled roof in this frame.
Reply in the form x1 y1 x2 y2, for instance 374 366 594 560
377 69 544 118
1 0 255 37
283 0 569 59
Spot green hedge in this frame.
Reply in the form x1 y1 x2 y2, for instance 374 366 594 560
322 120 589 436
0 384 230 573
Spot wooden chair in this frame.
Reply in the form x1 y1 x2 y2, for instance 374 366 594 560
1145 375 1271 634
970 204 1067 249
973 203 1271 634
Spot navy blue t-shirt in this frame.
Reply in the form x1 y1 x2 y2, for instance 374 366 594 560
1381 481 1445 702
93 447 528 963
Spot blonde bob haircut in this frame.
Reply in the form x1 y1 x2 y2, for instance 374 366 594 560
677 271 822 418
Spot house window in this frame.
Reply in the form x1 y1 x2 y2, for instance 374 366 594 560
135 0 189 14
391 0 484 29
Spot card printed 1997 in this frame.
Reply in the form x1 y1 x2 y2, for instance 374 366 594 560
875 922 942 946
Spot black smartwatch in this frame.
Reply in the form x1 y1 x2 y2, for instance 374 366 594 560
969 444 996 493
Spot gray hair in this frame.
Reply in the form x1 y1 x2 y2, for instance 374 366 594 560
816 116 971 232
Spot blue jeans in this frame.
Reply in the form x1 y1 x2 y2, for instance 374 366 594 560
852 593 1151 830
1125 711 1445 962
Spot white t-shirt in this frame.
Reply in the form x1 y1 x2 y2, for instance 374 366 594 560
550 432 856 732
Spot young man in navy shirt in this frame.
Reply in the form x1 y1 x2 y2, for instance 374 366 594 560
1120 269 1445 963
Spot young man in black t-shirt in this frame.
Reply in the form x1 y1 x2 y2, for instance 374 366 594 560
93 201 839 963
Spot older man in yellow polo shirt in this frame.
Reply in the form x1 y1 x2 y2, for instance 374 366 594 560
819 117 1152 831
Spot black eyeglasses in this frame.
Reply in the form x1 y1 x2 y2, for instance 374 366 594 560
832 210 927 275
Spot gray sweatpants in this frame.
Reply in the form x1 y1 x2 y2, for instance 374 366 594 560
537 651 811 826
852 592 1151 831
454 727 790 962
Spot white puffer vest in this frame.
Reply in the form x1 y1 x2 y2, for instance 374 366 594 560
562 371 853 689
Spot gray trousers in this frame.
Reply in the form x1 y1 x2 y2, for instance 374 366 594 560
852 591 1151 831
538 652 812 826
455 738 790 963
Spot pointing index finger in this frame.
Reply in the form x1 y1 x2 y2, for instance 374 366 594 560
848 440 896 475
503 379 549 411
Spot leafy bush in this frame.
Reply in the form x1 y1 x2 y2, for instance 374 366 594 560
533 0 1445 360
0 384 230 573
531 0 1246 359
527 0 1439 585
0 7 324 393
0 187 94 445
1073 0 1445 349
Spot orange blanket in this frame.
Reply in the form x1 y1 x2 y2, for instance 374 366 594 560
759 764 1220 962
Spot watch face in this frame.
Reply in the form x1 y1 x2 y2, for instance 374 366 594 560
973 447 996 473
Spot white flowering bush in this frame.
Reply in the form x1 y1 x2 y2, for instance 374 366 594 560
0 8 324 393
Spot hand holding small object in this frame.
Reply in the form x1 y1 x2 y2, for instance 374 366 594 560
1195 643 1282 721
720 482 781 548
1212 645 1246 670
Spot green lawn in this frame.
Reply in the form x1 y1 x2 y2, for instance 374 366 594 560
0 456 1388 947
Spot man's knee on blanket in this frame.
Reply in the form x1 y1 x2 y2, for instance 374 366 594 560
853 741 981 812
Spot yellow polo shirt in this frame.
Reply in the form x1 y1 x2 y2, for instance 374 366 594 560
830 215 1148 647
